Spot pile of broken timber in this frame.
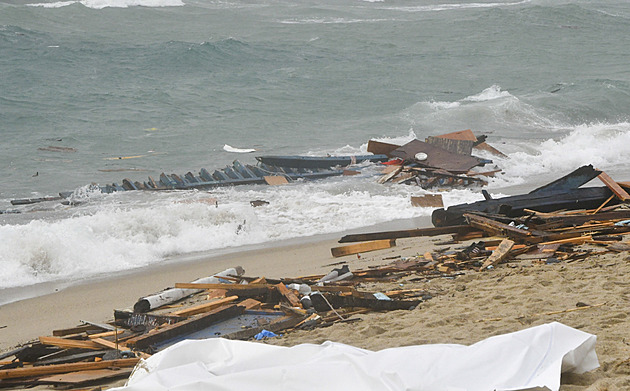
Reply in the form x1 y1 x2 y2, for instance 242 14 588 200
335 165 630 273
371 129 505 189
0 267 430 389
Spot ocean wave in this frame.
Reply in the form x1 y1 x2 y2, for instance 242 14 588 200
0 176 448 289
463 85 513 102
501 121 630 177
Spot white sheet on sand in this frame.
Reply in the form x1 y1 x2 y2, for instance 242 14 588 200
113 322 598 391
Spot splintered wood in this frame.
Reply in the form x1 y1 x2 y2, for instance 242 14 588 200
411 194 444 208
330 239 396 257
263 175 289 185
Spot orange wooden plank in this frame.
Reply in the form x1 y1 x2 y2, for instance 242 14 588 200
0 358 139 380
435 129 477 141
264 176 289 185
598 171 630 201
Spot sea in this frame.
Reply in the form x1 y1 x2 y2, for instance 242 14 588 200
1 0 630 304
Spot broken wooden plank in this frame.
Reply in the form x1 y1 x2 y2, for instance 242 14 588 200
275 283 302 308
331 239 396 257
435 129 477 141
124 304 244 350
114 311 182 329
473 142 507 158
530 165 602 195
90 338 123 351
479 239 515 271
38 336 102 351
339 225 477 243
174 282 272 290
263 175 289 185
388 139 487 173
312 294 420 312
411 194 444 208
239 298 263 310
52 324 99 337
598 171 630 201
168 296 239 317
38 367 133 386
377 165 403 184
0 358 139 380
426 136 473 156
367 140 400 155
464 213 534 241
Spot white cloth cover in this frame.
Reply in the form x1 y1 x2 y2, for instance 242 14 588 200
114 322 598 391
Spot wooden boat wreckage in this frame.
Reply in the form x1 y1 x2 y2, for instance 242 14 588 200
10 157 384 207
9 130 504 208
333 165 630 272
369 129 505 189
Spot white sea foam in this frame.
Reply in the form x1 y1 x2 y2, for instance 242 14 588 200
378 1 530 13
27 1 75 7
501 122 630 178
0 175 459 290
463 85 513 102
223 144 257 153
27 0 183 8
279 18 389 25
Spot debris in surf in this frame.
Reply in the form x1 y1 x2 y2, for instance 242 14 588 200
37 146 77 153
223 144 257 153
369 129 503 190
10 129 504 207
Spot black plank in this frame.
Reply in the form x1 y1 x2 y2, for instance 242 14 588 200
338 225 477 243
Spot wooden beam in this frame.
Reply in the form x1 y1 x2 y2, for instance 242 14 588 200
90 338 123 350
464 213 533 241
52 325 98 337
598 171 630 201
411 194 443 208
0 358 139 380
168 296 239 317
479 239 515 271
331 239 396 258
367 139 400 155
38 367 133 386
38 336 102 351
338 225 476 243
175 282 273 290
263 176 289 185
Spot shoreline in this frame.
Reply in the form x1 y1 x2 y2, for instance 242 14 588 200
0 215 431 350
0 215 433 307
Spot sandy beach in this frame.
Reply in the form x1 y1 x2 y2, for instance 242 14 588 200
2 229 630 390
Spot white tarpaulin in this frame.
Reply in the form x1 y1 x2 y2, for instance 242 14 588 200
114 322 598 391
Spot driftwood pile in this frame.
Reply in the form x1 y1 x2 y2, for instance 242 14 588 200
334 165 630 276
0 265 430 389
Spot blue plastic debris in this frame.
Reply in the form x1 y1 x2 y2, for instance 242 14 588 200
254 330 279 340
